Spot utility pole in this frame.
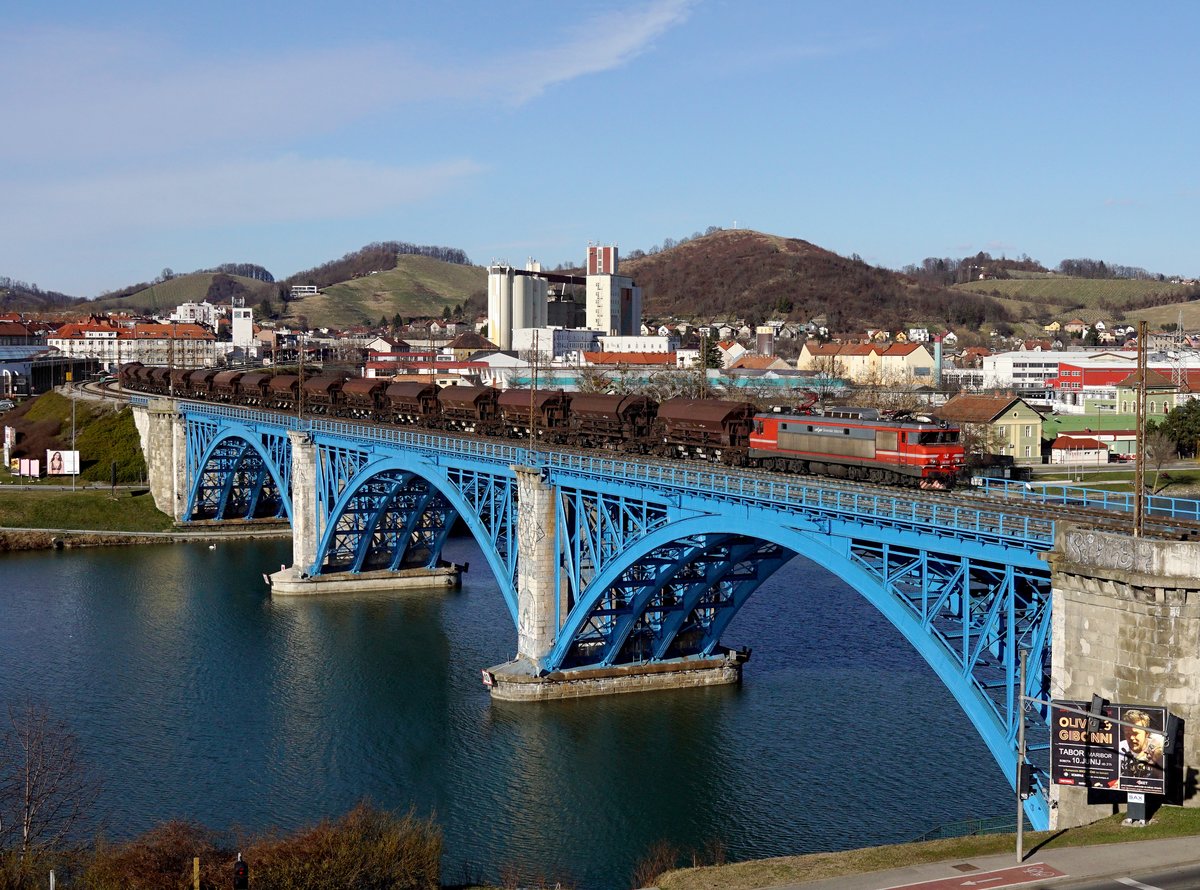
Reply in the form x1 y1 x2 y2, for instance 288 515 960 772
1134 321 1147 537
168 322 176 397
297 330 305 421
528 330 539 450
70 372 76 492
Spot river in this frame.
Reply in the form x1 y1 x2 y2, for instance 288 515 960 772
0 534 1009 888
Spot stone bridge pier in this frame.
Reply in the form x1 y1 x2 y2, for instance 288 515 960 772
485 465 745 701
1050 524 1200 828
131 401 187 522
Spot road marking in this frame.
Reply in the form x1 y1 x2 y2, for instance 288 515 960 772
1116 878 1164 890
880 863 1066 890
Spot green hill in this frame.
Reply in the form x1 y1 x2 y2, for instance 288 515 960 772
955 277 1197 310
88 273 273 313
280 255 486 329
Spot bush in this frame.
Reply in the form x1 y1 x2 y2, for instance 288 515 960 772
78 804 441 890
244 803 442 890
83 821 227 890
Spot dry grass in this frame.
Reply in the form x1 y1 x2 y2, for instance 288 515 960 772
74 804 442 890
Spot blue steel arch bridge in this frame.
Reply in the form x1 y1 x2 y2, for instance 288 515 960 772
155 398 1067 828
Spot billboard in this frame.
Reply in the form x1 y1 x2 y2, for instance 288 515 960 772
45 449 80 475
1051 700 1167 795
15 458 40 477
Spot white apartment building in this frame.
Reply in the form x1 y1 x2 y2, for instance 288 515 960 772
980 350 1088 390
512 327 602 362
169 301 220 331
598 335 677 354
48 322 224 370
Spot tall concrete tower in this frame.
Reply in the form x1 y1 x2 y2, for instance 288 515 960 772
488 261 548 350
231 296 254 348
584 245 642 336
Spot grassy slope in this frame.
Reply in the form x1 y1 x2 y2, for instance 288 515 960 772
88 273 271 312
0 489 171 531
4 392 148 483
283 255 486 328
657 808 1200 890
956 277 1195 307
954 278 1200 332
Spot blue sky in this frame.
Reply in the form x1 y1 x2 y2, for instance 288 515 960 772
3 1 1197 297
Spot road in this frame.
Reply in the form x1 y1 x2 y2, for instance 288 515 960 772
782 836 1200 890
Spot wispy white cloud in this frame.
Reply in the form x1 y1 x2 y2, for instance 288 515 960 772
1 0 694 165
494 0 696 103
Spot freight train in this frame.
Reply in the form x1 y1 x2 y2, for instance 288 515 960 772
118 363 966 488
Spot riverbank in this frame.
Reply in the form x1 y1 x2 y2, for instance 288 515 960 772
0 488 291 551
652 807 1200 889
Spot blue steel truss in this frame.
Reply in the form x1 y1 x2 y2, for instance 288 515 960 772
184 413 292 522
174 401 1060 828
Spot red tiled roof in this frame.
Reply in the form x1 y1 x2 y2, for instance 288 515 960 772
583 351 677 365
1052 436 1106 450
1115 368 1175 388
730 355 789 370
933 394 1027 423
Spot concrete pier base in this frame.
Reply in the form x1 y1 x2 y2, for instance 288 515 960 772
270 563 463 596
482 649 749 702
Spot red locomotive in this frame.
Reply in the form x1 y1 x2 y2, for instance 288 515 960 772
750 407 964 488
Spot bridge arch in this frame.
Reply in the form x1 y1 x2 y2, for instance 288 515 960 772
547 512 1043 825
186 428 292 523
314 456 518 619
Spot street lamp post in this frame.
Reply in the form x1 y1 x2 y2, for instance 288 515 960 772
1016 648 1028 862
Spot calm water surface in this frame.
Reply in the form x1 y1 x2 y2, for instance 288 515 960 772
0 534 1009 888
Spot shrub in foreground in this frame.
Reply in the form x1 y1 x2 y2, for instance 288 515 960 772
244 803 442 890
78 804 441 890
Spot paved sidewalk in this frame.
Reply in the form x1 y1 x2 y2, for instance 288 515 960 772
772 836 1200 889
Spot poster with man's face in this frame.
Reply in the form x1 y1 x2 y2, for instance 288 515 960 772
1118 706 1166 794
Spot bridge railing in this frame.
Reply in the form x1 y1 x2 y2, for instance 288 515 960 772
975 477 1200 522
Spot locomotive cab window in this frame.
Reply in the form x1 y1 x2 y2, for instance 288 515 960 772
918 431 959 444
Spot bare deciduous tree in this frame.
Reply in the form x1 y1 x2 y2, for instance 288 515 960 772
0 701 99 858
1143 427 1177 493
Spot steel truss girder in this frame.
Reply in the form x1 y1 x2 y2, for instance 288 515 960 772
554 486 672 620
319 469 456 575
184 420 291 521
445 465 519 591
306 449 517 616
563 534 793 668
